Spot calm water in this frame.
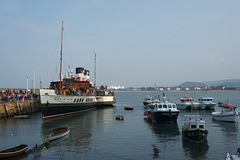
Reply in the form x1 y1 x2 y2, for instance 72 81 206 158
1 91 240 160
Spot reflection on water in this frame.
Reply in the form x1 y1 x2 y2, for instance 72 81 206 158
145 119 180 141
38 107 115 159
144 119 181 158
182 139 209 159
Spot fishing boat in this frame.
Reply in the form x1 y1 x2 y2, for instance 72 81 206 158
226 148 240 160
40 22 115 120
211 104 238 122
182 115 208 143
46 126 70 141
0 144 28 159
146 93 180 123
143 93 153 106
176 97 199 110
198 97 216 110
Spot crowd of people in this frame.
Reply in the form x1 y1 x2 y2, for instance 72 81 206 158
0 89 39 103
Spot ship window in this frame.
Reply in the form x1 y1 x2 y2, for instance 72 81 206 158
191 125 197 129
199 125 204 129
74 98 76 102
172 104 176 108
163 105 167 108
168 104 172 108
159 105 162 108
45 93 48 95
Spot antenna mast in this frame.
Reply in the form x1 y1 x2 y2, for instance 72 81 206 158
59 21 64 92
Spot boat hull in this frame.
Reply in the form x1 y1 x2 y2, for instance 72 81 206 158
40 89 115 120
47 127 70 141
199 103 216 110
211 112 237 122
0 144 28 159
152 111 180 123
182 129 208 143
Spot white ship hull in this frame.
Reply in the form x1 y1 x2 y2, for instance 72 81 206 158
211 111 238 122
40 89 115 119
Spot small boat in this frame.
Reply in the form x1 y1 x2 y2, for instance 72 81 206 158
226 148 240 160
211 104 238 122
176 97 199 110
0 144 28 159
46 126 70 141
14 115 29 119
115 115 124 120
124 107 134 110
182 115 208 143
198 97 216 110
146 93 180 123
143 93 153 106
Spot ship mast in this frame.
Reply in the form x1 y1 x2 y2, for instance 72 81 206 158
94 53 96 88
59 21 64 92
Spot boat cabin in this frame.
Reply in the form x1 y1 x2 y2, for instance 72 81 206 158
199 97 214 102
154 103 177 111
180 98 194 102
183 115 206 131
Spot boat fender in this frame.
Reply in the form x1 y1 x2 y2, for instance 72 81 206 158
148 114 152 119
144 112 147 116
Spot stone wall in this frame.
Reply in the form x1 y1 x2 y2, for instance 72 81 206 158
0 100 41 118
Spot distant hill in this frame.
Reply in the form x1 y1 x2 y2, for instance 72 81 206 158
204 79 240 87
178 79 240 88
178 82 207 88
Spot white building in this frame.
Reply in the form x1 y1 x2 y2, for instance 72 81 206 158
108 85 125 90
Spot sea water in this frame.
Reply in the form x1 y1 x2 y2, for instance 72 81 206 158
0 91 240 160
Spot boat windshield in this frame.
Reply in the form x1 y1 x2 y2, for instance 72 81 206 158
167 104 172 108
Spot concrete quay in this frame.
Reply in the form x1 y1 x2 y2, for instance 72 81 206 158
0 100 41 118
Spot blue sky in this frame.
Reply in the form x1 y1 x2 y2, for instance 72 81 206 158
0 0 240 88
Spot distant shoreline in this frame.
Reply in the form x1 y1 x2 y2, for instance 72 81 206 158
114 90 240 92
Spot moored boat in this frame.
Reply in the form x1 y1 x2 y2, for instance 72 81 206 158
124 107 134 110
116 115 124 120
40 22 115 120
182 115 208 143
0 144 28 159
211 104 238 123
143 93 153 106
226 148 240 160
46 126 70 141
198 97 216 110
176 97 199 110
146 93 180 123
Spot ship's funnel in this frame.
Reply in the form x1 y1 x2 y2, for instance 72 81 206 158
76 67 84 81
84 70 90 81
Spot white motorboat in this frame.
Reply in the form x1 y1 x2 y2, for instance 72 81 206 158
226 148 240 160
176 97 199 110
198 97 216 110
211 104 238 123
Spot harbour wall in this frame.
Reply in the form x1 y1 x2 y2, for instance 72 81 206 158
0 100 41 118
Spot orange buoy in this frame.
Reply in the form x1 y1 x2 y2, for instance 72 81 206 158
226 104 232 107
